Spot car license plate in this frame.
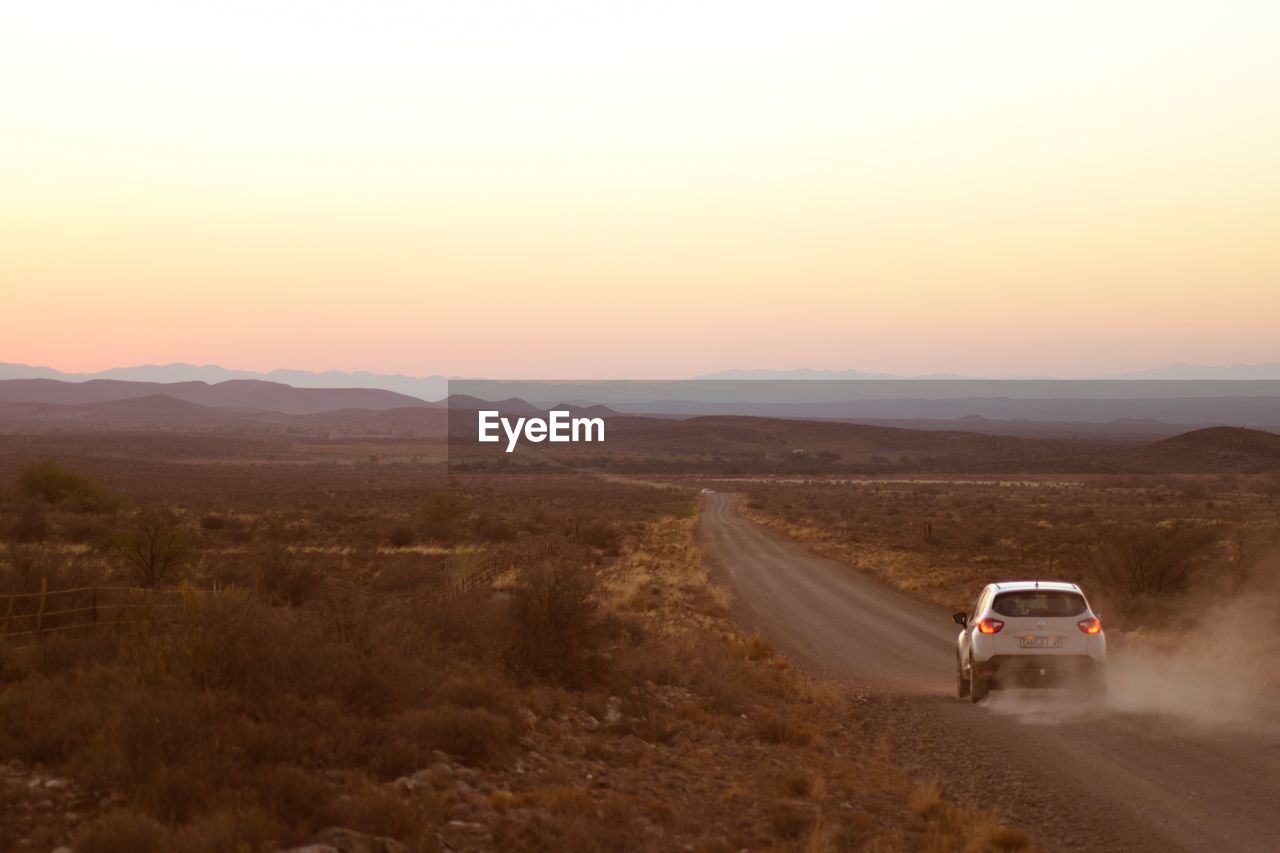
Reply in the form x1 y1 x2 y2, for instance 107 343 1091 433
1018 636 1063 649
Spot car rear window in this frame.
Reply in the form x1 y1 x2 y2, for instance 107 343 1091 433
991 591 1086 618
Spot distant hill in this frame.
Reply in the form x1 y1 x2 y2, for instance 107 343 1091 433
479 413 1127 472
7 360 1280 392
1098 362 1280 380
0 362 449 400
0 396 450 437
0 378 430 415
442 395 543 416
549 402 620 418
2 382 1277 473
452 412 1280 474
692 368 905 380
695 363 1280 381
1111 426 1280 473
0 394 245 430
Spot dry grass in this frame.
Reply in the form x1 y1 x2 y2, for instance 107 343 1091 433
0 443 1033 850
741 475 1280 626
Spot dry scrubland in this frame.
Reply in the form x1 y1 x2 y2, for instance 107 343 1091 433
0 435 1026 852
739 474 1280 649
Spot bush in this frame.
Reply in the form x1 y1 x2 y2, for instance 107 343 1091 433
16 459 114 512
753 712 814 746
198 514 231 532
421 491 469 542
506 558 612 687
7 503 50 543
472 513 516 543
1 543 50 593
257 546 322 606
387 525 416 548
1080 526 1215 603
73 809 171 853
418 705 514 765
62 515 112 547
577 519 621 554
112 509 190 588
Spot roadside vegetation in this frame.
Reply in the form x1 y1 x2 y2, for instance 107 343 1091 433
0 443 1028 851
739 474 1280 631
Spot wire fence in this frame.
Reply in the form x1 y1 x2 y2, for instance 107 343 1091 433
439 539 562 599
3 540 567 642
0 580 182 643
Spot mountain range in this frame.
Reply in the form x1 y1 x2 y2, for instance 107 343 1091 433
0 362 450 400
0 378 430 415
693 363 1280 380
1 376 1278 472
5 360 1280 396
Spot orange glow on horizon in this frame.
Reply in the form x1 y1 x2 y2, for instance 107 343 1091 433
3 2 1278 378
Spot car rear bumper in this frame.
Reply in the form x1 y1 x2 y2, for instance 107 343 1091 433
976 655 1103 688
973 633 1106 662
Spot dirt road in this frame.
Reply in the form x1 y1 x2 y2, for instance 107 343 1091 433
698 492 1280 852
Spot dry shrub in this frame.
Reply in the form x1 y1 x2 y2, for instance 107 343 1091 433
317 785 424 844
370 558 436 592
0 543 50 594
111 508 190 588
421 490 469 542
577 519 621 553
781 774 812 797
746 634 774 661
473 513 517 542
535 784 596 816
168 807 287 853
0 676 105 766
506 557 614 687
907 781 944 817
379 706 513 770
387 524 416 547
769 801 817 839
62 514 113 546
1080 525 1215 604
246 764 332 827
72 809 171 853
257 545 323 605
436 668 521 719
6 503 50 543
198 514 230 531
493 789 665 853
689 636 795 714
904 780 1033 852
16 459 116 513
753 712 815 747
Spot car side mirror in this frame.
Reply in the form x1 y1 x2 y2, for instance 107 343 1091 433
952 612 967 627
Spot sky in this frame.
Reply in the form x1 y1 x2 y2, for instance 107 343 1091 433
2 1 1278 379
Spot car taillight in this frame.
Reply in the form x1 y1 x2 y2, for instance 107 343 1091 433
977 618 1004 634
1077 617 1102 635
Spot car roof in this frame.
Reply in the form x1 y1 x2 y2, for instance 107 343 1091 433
987 581 1082 593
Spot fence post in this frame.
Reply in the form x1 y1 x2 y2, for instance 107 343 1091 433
35 577 48 636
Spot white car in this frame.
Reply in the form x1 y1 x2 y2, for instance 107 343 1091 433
954 581 1106 703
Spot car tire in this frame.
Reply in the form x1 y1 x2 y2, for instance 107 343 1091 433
968 655 987 703
955 654 970 699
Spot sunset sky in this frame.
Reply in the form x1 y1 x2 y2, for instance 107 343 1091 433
2 1 1278 378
